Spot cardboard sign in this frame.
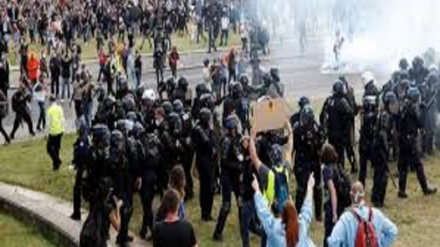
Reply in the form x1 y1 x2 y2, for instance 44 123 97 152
252 98 290 132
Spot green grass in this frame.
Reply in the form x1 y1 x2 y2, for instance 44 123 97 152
0 210 62 247
0 100 439 247
8 30 241 65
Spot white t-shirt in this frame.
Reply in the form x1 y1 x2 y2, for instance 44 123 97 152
221 16 229 30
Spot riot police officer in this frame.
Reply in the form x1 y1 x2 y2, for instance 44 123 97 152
420 73 437 155
71 119 90 221
293 105 324 221
174 99 195 200
362 71 380 98
371 92 397 207
358 96 378 187
398 87 437 198
290 96 310 127
409 56 429 85
174 77 192 108
10 85 35 139
113 121 142 246
134 122 161 240
192 108 218 221
83 124 112 210
320 80 354 171
213 116 242 241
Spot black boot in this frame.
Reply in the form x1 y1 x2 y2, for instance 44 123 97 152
424 187 437 196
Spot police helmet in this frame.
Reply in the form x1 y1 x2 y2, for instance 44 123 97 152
406 87 420 103
363 96 377 111
224 115 238 130
110 129 125 151
126 111 138 122
199 107 212 123
298 96 310 109
384 91 397 105
391 71 402 84
270 68 280 83
269 144 283 165
116 119 134 135
332 80 345 96
119 76 129 91
142 88 156 101
173 99 184 113
91 124 111 147
300 105 315 127
200 93 215 109
167 112 182 132
178 77 189 90
231 82 243 97
399 58 409 70
362 71 375 86
166 77 177 89
239 75 249 86
162 101 173 115
103 96 116 110
132 122 145 139
196 83 209 97
412 56 424 69
122 96 136 112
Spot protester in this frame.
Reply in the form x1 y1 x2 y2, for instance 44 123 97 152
327 182 398 247
33 76 47 131
321 144 341 247
10 84 34 140
47 95 65 171
168 165 187 219
153 189 198 247
169 46 180 79
80 178 122 247
61 52 72 101
0 89 9 144
253 173 316 247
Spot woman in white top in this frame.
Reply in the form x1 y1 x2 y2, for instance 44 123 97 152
33 76 48 131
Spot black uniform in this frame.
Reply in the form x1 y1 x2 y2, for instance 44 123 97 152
398 90 436 197
10 89 35 139
320 89 353 170
293 109 324 221
213 124 242 240
192 111 217 221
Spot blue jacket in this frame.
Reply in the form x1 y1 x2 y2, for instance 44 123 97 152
254 191 316 247
327 204 398 247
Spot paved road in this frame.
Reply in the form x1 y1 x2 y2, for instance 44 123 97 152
1 30 381 143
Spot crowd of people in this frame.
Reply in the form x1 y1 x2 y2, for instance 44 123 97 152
0 1 438 247
63 52 440 247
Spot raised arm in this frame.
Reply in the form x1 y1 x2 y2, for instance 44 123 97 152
250 127 262 171
284 120 293 164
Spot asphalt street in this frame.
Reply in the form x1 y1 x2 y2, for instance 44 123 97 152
1 31 377 143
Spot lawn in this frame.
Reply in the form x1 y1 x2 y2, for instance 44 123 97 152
8 29 241 65
0 98 439 247
0 210 62 247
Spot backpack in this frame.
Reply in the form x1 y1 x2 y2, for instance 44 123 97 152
334 164 352 213
351 207 379 247
0 90 7 118
272 162 289 214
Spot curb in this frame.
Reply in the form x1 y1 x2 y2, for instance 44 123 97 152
0 183 82 247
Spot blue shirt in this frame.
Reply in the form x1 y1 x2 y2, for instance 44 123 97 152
254 191 316 247
327 204 398 247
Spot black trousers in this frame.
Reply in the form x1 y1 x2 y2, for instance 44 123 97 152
47 133 63 169
139 172 156 238
72 166 83 216
398 149 429 193
51 75 60 98
10 111 34 139
196 155 215 219
371 154 389 206
0 117 9 143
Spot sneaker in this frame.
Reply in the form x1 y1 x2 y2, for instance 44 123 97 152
398 191 408 199
424 187 437 196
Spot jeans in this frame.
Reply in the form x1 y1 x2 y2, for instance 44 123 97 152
37 101 46 130
83 101 93 128
239 200 266 247
61 77 70 99
135 70 142 88
47 133 63 169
